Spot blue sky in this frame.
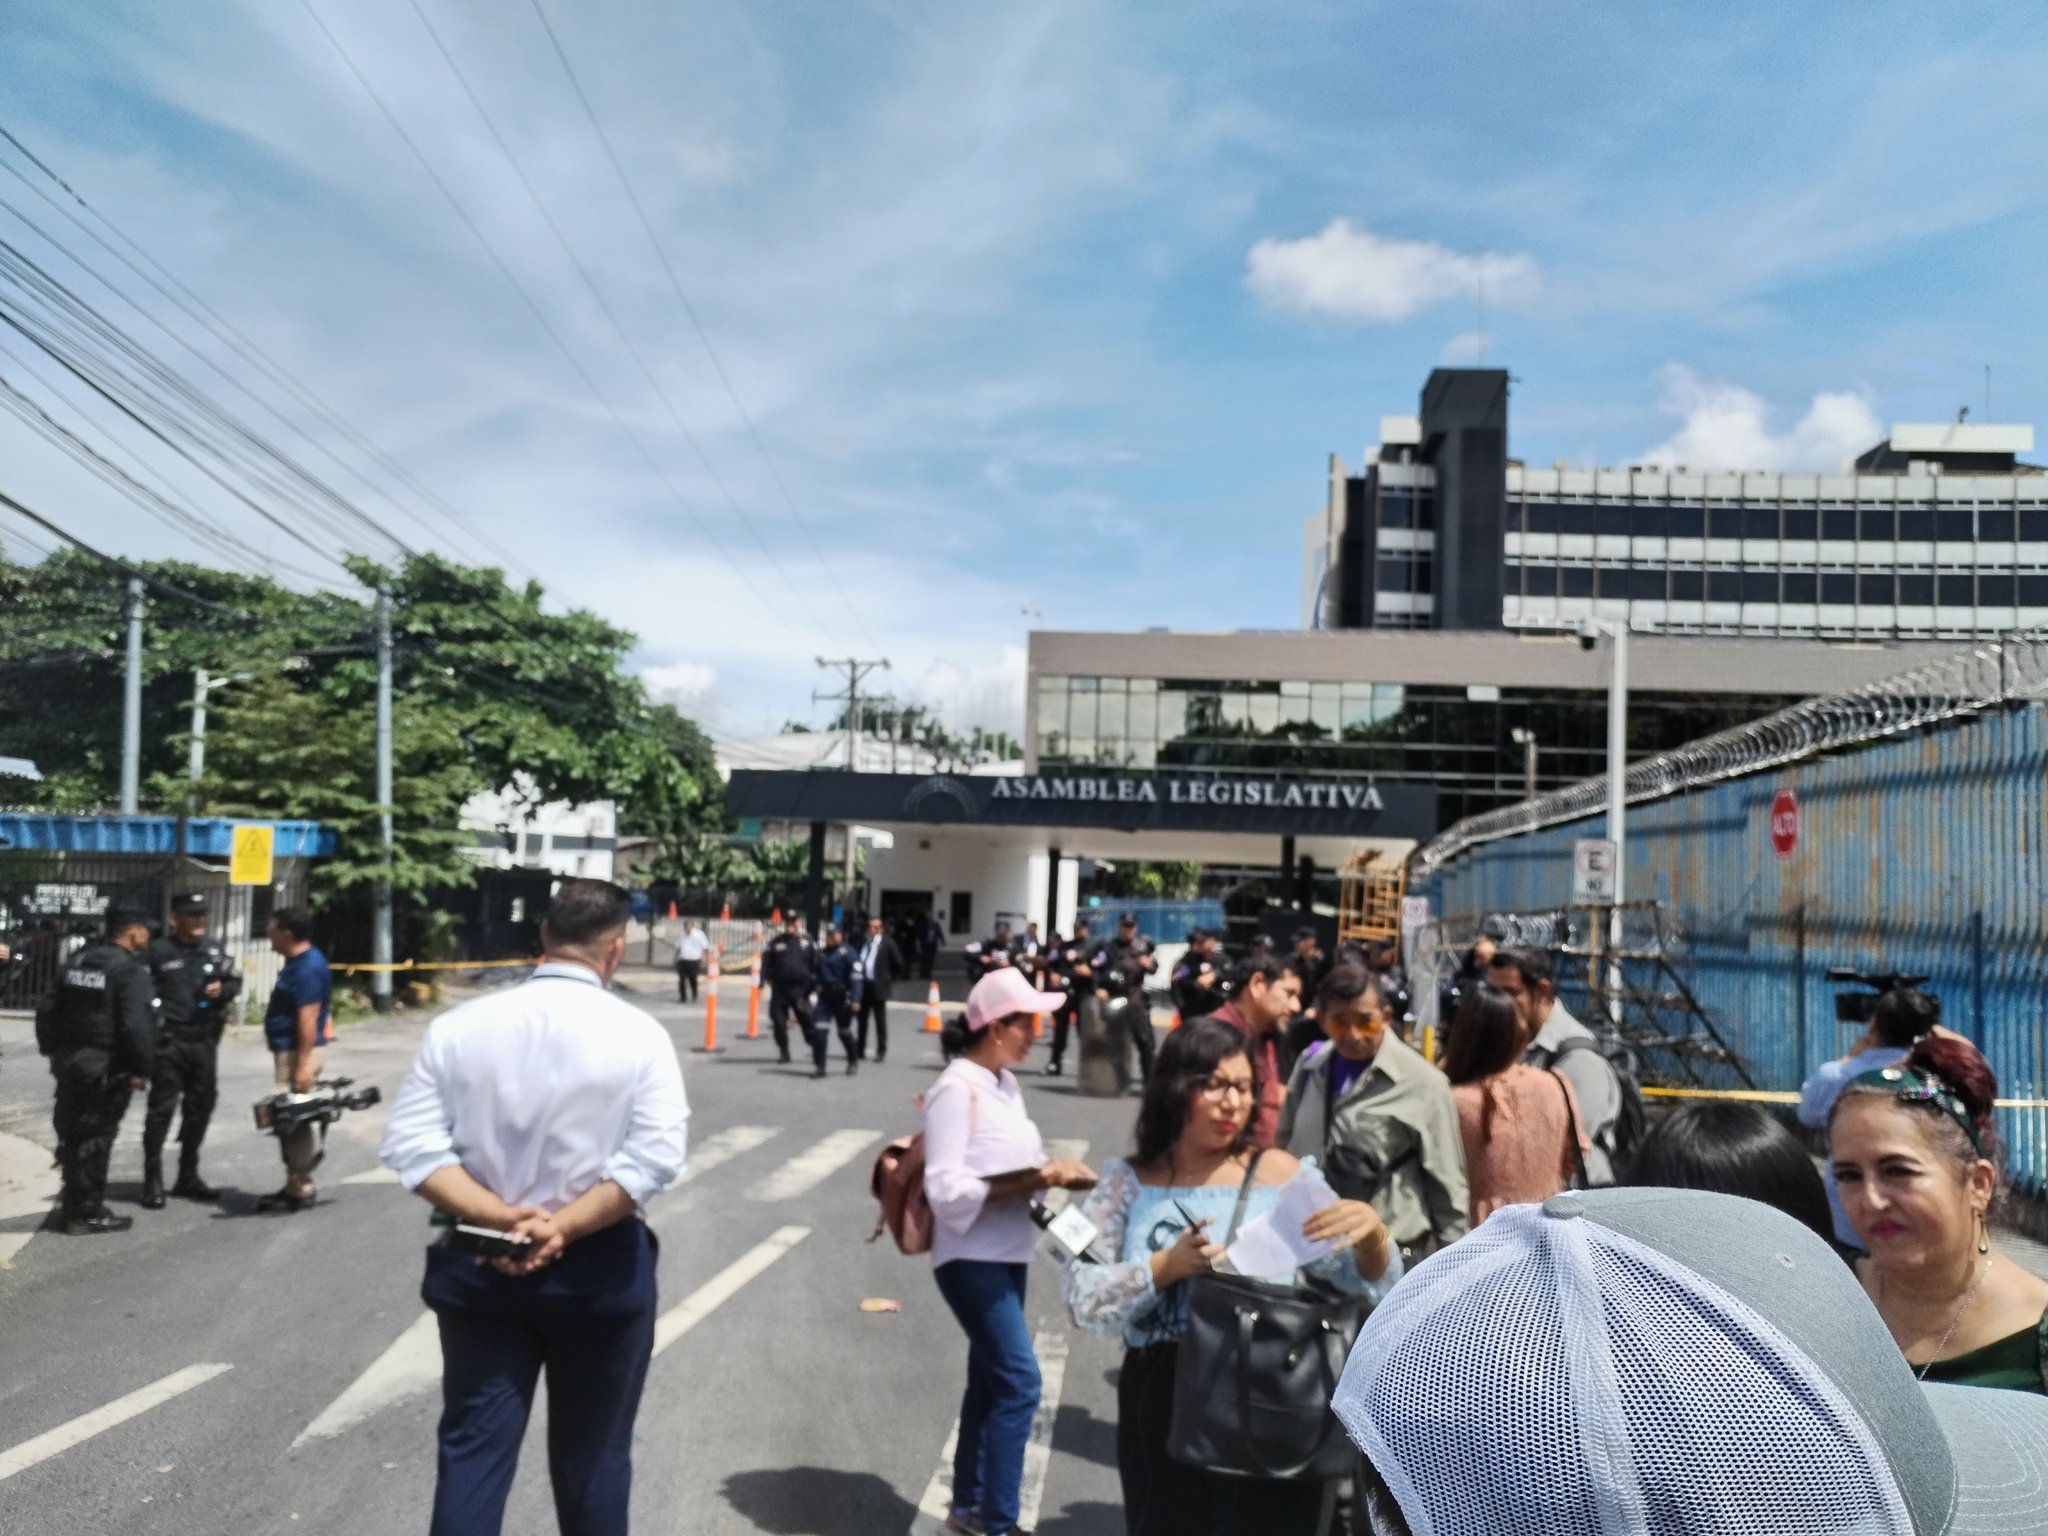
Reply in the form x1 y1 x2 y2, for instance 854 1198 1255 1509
2 1 2044 740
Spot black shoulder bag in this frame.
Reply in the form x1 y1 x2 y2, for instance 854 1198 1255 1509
1166 1151 1373 1482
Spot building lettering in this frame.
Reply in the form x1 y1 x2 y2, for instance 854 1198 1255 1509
992 773 1381 813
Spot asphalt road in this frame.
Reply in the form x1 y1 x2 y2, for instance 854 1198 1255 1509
0 968 1140 1535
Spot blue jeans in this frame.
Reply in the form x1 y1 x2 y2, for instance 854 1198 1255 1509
933 1259 1040 1533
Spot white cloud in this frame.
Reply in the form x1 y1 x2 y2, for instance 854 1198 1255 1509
1245 219 1538 325
912 644 1028 737
1638 364 1883 473
641 660 718 707
1440 330 1492 363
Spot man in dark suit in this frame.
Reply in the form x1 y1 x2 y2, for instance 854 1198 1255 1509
853 917 906 1064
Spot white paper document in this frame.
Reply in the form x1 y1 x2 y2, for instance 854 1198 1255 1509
1222 1163 1341 1279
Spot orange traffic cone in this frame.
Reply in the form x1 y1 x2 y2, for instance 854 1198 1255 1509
702 958 721 1051
747 955 762 1040
923 980 943 1033
1170 1009 1182 1031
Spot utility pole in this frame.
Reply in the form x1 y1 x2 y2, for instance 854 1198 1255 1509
120 577 143 813
1510 727 1538 800
814 656 889 915
188 667 209 810
372 589 394 1014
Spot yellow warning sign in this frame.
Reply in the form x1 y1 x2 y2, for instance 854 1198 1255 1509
229 824 275 886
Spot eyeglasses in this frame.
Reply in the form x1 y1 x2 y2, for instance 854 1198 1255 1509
1195 1076 1256 1102
1323 1009 1384 1035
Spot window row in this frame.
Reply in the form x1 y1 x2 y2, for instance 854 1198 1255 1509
1518 500 2048 543
1514 567 2048 605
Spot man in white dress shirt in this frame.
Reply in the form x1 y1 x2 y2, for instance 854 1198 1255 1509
381 879 689 1536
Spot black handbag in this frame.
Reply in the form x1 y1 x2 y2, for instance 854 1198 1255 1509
1166 1154 1371 1482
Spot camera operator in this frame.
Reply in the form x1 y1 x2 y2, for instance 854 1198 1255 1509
259 906 333 1214
1168 928 1226 1020
1797 983 1945 1249
1092 912 1158 1083
380 878 688 1536
140 892 241 1208
35 906 159 1234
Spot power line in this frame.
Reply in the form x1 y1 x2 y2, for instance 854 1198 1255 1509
0 488 264 619
521 0 881 652
298 0 818 643
0 130 541 583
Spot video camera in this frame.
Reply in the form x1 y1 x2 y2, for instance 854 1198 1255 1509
252 1077 382 1138
1825 967 1936 1026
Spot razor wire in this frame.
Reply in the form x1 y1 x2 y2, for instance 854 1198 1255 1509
1416 628 2048 872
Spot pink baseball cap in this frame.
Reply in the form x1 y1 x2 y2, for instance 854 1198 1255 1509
965 968 1067 1030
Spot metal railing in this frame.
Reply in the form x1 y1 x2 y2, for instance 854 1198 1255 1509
1416 628 2048 872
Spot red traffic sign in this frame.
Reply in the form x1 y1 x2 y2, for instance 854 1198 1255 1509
1770 789 1800 859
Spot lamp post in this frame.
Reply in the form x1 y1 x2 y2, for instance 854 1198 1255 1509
1509 727 1538 801
1578 618 1630 1027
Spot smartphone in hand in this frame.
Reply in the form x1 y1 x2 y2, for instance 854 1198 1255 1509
447 1223 534 1261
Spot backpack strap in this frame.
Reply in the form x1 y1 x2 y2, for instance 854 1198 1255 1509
1223 1149 1265 1244
1547 1068 1591 1191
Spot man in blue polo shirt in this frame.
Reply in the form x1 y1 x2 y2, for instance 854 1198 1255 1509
261 905 333 1213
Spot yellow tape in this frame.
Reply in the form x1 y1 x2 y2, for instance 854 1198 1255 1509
330 958 537 975
1642 1086 2048 1110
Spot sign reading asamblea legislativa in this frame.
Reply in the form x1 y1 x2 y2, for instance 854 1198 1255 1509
722 768 1438 839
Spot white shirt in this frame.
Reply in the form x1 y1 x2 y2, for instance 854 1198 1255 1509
380 961 690 1211
674 928 710 962
860 935 882 980
921 1057 1047 1266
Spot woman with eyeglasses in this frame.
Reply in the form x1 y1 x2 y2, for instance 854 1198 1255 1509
1829 1031 2048 1392
1061 1017 1399 1534
924 968 1099 1536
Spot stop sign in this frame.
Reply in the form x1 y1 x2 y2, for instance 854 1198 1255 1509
1770 789 1800 859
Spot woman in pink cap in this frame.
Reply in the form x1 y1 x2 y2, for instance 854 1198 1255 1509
922 967 1097 1536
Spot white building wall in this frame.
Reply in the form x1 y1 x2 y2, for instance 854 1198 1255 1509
863 833 1038 940
460 785 618 882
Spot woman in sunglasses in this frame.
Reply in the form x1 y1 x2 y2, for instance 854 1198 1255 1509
1061 1017 1397 1534
1829 1031 2048 1392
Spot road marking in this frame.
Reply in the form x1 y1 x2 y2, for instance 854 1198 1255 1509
748 1129 880 1202
291 1312 440 1448
0 1363 233 1483
676 1125 780 1184
338 1167 403 1185
0 1128 57 1265
910 1329 1069 1534
652 1226 809 1357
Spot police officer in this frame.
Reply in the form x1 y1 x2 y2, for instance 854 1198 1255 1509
816 924 861 1076
761 914 826 1073
141 892 242 1207
1092 912 1158 1082
35 906 159 1234
1040 920 1093 1076
1170 928 1227 1021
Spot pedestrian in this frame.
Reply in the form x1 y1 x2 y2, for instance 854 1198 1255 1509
1332 1186 2048 1535
1830 1032 2048 1391
672 920 710 1003
1194 950 1301 1149
1439 984 1586 1225
1798 986 1939 1248
1092 913 1158 1083
380 878 688 1536
1278 964 1469 1258
918 910 943 979
816 924 861 1076
1062 1017 1397 1535
34 905 158 1235
1487 946 1623 1184
761 914 827 1074
1622 1100 1835 1244
922 968 1097 1536
1167 930 1225 1022
1281 928 1330 1063
258 906 333 1214
140 891 241 1208
1040 921 1092 1077
854 916 905 1064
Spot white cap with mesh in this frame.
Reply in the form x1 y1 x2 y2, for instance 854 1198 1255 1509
1330 1187 2048 1535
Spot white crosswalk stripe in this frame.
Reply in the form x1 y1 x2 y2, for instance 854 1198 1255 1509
291 1311 440 1449
675 1125 780 1184
0 1363 233 1483
652 1226 809 1357
338 1167 403 1185
747 1129 880 1202
909 1331 1070 1535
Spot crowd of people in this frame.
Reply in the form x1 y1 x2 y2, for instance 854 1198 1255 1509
916 921 2048 1535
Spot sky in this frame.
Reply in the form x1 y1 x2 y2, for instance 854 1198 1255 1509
2 2 2045 743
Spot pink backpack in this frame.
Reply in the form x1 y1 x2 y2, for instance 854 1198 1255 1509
868 1134 933 1254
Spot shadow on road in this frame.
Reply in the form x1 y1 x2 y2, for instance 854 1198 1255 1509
718 1466 917 1535
1035 1499 1126 1534
1051 1402 1119 1470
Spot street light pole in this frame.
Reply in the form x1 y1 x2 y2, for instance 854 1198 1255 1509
120 577 143 814
188 667 209 810
1598 620 1630 1029
372 589 394 1013
1510 727 1538 800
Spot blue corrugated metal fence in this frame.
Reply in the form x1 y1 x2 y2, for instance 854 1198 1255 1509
1429 700 2048 1193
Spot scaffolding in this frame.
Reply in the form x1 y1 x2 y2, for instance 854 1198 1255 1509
1337 848 1406 948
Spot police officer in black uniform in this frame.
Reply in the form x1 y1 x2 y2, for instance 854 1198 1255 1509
1169 928 1228 1021
35 906 159 1234
1092 912 1159 1083
141 892 242 1207
1040 920 1093 1076
761 915 825 1069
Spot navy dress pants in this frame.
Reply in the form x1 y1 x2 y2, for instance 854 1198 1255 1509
421 1219 658 1536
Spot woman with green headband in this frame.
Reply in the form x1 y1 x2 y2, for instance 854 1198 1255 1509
1830 1032 2048 1392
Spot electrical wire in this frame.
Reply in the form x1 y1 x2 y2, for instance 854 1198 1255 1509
521 0 881 653
299 0 817 643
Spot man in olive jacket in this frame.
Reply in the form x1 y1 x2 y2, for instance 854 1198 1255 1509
1278 962 1469 1256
